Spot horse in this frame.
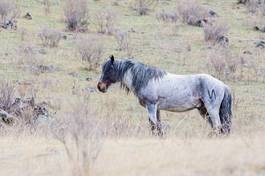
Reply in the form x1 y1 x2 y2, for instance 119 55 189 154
97 55 232 136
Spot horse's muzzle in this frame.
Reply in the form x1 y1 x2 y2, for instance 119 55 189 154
97 82 108 93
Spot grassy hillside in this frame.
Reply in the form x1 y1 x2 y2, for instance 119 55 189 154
0 0 265 175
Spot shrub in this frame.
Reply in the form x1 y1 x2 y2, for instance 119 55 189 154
95 10 116 35
0 0 19 23
114 30 133 57
76 38 103 70
52 97 104 176
38 28 62 47
0 81 15 112
246 0 265 14
156 10 178 23
43 0 51 15
177 0 215 27
64 0 89 31
207 47 238 80
131 0 157 15
203 21 229 46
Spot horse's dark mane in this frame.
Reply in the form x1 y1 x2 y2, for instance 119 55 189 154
114 59 166 94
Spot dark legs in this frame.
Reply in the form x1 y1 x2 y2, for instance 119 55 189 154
156 110 163 136
197 104 213 128
198 102 222 136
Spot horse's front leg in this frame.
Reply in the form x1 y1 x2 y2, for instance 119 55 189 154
146 103 159 135
156 110 163 136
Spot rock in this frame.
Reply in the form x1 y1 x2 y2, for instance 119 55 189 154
85 87 97 93
86 77 92 81
209 10 217 17
32 65 59 74
38 48 47 55
255 40 265 48
62 35 67 40
237 0 249 4
0 20 17 30
217 36 229 47
68 72 80 78
0 109 14 125
243 50 252 55
23 12 32 20
254 26 265 33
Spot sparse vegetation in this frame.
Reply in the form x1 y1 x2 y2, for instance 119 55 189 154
52 97 104 176
76 38 103 70
114 30 133 57
207 47 237 80
0 0 19 23
156 10 178 23
177 0 215 27
131 0 157 15
94 10 116 35
203 21 229 46
38 28 62 47
0 0 265 175
64 0 89 31
43 0 51 15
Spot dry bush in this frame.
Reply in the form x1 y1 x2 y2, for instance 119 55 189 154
0 0 19 23
18 27 28 41
131 0 157 15
95 10 116 35
114 30 133 57
52 97 104 176
43 0 51 15
177 0 215 27
38 27 62 47
0 81 15 112
203 21 229 46
246 0 265 14
16 43 38 66
15 43 54 75
156 9 178 23
76 38 103 70
0 81 49 131
64 0 89 32
207 47 238 80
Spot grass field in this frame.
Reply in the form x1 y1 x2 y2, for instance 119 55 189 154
0 0 265 175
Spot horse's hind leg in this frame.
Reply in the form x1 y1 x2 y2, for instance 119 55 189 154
207 108 222 135
201 100 222 135
197 103 213 128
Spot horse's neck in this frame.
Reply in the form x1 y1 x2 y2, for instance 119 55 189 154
121 69 134 91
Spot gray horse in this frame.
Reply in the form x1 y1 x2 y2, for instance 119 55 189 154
97 55 232 136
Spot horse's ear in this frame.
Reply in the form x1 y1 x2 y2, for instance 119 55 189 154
110 55 114 64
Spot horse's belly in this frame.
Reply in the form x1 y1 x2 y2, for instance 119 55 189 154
158 97 201 112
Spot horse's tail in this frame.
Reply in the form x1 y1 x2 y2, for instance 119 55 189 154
219 86 232 134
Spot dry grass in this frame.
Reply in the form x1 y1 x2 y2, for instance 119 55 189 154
156 10 178 23
114 30 133 57
76 37 104 70
177 0 214 27
0 0 265 176
131 0 157 16
64 0 89 31
207 47 238 80
38 27 62 47
94 10 116 35
203 21 229 46
51 96 104 176
0 0 19 22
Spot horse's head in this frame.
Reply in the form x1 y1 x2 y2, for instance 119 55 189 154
97 55 119 93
